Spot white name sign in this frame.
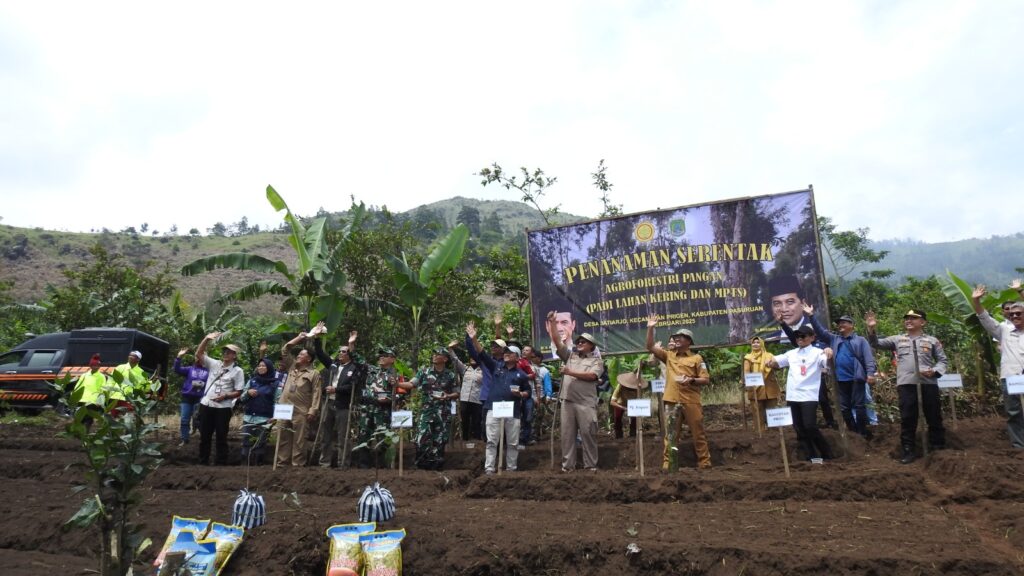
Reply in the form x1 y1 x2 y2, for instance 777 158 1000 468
744 373 765 387
765 407 793 428
450 401 458 415
650 379 666 394
1007 374 1024 395
391 410 413 428
272 404 294 420
626 398 651 418
937 373 963 389
492 401 515 419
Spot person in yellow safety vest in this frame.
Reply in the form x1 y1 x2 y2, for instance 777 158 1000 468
74 354 108 406
114 350 149 398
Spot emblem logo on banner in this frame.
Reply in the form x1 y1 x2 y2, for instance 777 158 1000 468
669 219 686 236
634 222 655 242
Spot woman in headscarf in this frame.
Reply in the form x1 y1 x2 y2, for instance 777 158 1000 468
743 336 781 432
240 358 278 465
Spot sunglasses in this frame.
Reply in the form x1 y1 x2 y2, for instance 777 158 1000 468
1008 312 1024 318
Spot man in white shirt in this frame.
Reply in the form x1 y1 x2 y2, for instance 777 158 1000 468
196 332 246 466
770 326 835 463
973 284 1024 448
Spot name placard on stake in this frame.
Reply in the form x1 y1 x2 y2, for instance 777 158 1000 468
1007 374 1024 395
627 398 651 418
450 401 458 415
391 410 413 428
273 404 294 420
492 401 514 419
938 374 963 389
650 379 666 394
765 407 793 428
744 373 765 387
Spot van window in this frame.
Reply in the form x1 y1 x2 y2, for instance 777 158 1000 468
27 350 63 368
0 351 28 370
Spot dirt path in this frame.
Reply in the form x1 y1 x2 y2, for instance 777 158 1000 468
1 410 1022 575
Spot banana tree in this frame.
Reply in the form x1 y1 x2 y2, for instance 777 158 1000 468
937 270 1001 395
385 224 469 365
181 185 365 333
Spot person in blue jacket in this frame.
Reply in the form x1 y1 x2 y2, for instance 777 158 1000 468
172 348 209 447
798 310 878 438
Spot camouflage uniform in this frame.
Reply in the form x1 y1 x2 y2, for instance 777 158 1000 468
412 367 457 470
353 365 397 468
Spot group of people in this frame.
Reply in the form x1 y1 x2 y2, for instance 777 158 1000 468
72 279 1024 471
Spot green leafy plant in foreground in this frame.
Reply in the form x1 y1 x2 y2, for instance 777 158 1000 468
58 371 164 576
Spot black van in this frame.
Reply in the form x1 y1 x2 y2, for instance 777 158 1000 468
0 328 169 409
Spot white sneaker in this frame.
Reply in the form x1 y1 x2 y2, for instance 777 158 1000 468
810 457 824 465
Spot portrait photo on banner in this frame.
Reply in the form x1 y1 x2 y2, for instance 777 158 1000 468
526 189 827 355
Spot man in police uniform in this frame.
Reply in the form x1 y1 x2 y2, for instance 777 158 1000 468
646 314 712 470
866 309 948 464
353 346 399 468
399 347 458 470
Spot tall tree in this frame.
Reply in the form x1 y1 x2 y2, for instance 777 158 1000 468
456 205 482 236
818 216 892 289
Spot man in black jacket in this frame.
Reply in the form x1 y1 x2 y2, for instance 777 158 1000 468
312 327 365 468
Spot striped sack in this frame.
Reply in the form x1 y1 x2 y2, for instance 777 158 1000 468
358 482 395 522
232 489 266 529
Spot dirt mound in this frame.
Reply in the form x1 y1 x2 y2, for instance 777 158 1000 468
1 412 1021 575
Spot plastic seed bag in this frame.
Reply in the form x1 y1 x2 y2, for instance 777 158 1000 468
325 522 376 576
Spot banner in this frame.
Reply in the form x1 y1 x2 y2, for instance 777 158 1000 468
527 189 827 355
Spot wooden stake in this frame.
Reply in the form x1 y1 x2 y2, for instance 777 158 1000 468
948 390 958 430
272 426 282 471
739 379 748 432
398 430 404 477
752 394 762 437
779 427 790 478
550 401 557 470
637 417 645 477
498 418 505 475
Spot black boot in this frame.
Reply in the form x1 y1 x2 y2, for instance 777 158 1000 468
900 446 916 465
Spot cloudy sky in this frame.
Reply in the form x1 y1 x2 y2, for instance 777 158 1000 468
2 1 1021 243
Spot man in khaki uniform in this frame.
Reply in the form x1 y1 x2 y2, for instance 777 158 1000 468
646 314 711 470
276 331 323 467
546 311 604 472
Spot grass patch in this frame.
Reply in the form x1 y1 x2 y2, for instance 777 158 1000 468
0 409 62 426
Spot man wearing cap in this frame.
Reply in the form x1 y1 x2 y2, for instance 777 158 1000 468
196 332 246 466
311 327 365 467
768 325 835 462
866 309 948 463
72 354 108 429
353 345 399 468
610 368 646 439
114 350 149 398
399 347 459 470
172 348 209 447
466 329 508 439
468 322 532 473
646 314 712 470
801 309 877 438
972 284 1024 448
546 312 604 472
276 331 324 467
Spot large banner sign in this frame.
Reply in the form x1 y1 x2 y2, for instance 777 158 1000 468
527 189 828 355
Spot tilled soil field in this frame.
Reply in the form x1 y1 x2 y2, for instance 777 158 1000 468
1 408 1022 575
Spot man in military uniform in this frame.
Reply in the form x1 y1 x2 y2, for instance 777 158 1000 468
866 309 948 464
646 314 712 470
399 347 458 470
353 346 399 468
276 332 323 467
